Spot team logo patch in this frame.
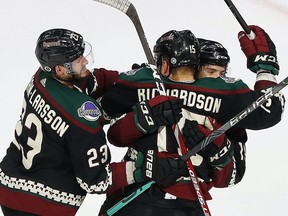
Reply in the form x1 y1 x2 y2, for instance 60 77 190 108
220 76 238 83
123 69 137 75
78 101 101 121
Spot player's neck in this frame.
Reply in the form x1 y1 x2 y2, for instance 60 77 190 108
169 67 195 82
53 76 74 88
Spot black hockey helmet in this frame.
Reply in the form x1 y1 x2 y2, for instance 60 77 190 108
35 28 85 73
198 38 230 68
153 30 200 69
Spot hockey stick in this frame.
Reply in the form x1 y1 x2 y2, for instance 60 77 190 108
94 0 211 215
224 0 255 39
100 181 155 216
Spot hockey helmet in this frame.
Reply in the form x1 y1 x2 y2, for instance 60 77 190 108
35 28 85 73
198 38 230 68
153 30 200 69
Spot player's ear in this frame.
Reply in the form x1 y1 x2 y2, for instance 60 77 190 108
55 65 65 75
161 60 170 77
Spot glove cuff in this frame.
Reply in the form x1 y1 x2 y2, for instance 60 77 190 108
133 169 145 183
247 53 279 75
256 70 277 83
133 151 145 183
126 161 136 184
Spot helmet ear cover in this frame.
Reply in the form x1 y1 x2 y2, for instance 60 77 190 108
35 28 85 73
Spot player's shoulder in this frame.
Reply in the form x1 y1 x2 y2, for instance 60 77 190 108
118 67 155 83
195 76 249 90
36 70 102 129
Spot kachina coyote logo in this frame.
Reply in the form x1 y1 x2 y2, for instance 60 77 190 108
78 101 101 121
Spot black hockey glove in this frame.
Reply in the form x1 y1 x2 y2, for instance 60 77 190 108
238 25 279 75
131 63 149 69
133 95 183 134
133 150 188 188
182 118 234 169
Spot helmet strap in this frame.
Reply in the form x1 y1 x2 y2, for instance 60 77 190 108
63 62 74 74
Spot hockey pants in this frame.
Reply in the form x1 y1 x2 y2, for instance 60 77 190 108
99 183 205 216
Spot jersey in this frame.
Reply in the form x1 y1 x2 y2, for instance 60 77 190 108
101 67 284 128
76 66 284 213
99 67 284 202
0 69 130 216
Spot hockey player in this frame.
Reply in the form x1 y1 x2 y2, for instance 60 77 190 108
198 38 230 78
97 26 285 215
0 28 187 216
197 38 247 186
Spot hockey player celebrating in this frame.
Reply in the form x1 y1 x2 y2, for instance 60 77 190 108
197 38 231 78
97 26 285 215
0 28 187 216
197 38 247 187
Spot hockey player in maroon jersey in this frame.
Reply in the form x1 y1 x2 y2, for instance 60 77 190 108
96 26 285 215
0 29 187 216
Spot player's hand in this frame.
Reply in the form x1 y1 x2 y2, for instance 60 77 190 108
182 117 234 169
238 25 279 75
133 95 183 134
133 150 188 188
131 63 149 69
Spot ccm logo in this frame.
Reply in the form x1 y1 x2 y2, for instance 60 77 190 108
139 101 155 126
210 140 231 162
254 55 277 64
145 150 154 178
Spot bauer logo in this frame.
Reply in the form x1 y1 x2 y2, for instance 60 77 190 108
78 101 101 121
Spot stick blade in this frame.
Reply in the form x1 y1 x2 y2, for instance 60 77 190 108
94 0 131 14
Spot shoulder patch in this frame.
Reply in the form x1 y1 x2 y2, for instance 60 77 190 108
77 101 101 121
220 76 239 83
122 69 138 76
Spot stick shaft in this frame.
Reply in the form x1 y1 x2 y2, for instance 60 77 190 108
224 0 255 39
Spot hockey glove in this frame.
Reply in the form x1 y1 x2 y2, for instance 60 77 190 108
131 63 149 69
238 25 279 75
133 150 188 188
133 95 183 134
182 118 234 169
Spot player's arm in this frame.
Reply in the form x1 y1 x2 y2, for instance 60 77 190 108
182 117 234 170
232 25 285 129
68 128 187 194
107 95 183 147
211 138 246 188
238 25 279 91
77 68 119 99
182 118 247 187
107 112 144 146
